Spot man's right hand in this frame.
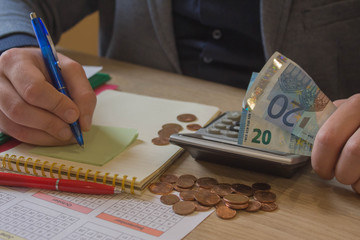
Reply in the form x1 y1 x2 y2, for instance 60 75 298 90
0 47 96 146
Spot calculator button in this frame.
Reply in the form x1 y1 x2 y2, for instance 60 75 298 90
208 128 221 134
227 112 241 121
226 131 239 138
229 126 240 132
221 118 233 125
215 123 227 129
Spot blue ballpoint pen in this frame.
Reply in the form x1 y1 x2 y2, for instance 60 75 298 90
30 12 84 147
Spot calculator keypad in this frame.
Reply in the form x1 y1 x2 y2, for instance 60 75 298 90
195 111 241 143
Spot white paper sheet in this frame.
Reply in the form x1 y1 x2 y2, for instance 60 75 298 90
0 186 213 240
83 65 103 79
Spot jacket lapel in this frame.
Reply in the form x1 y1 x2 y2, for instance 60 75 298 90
146 0 182 73
261 0 292 59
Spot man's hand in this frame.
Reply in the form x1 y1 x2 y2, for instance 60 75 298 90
312 94 360 193
0 48 96 145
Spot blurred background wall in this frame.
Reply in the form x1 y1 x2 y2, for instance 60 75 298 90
57 12 99 56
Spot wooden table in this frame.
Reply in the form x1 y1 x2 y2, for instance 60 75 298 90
60 49 360 240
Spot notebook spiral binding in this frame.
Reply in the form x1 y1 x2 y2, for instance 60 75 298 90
1 154 137 194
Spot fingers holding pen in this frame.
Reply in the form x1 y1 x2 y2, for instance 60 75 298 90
0 76 75 144
59 53 96 131
0 110 74 146
1 48 81 124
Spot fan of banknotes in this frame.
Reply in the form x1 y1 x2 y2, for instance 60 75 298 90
238 52 337 156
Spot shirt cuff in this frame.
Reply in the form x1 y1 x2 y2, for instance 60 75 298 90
0 34 38 55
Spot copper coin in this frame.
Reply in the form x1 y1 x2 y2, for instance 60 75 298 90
160 174 178 183
245 200 262 212
162 123 183 132
179 190 196 201
177 113 197 122
172 201 196 215
160 194 180 205
225 202 249 210
196 177 218 189
216 199 227 208
223 193 249 205
254 191 277 203
179 174 197 182
193 186 212 194
261 202 278 212
158 128 179 139
186 123 202 131
231 183 254 197
193 201 212 211
176 177 195 189
173 185 190 192
148 182 173 195
252 182 271 191
211 183 234 197
152 137 169 146
216 206 237 219
194 191 220 206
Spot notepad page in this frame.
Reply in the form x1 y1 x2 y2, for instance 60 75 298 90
91 91 220 183
1 90 220 191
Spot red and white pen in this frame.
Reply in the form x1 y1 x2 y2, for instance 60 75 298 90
0 172 122 194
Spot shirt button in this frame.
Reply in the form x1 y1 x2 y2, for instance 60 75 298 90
212 29 222 40
203 57 213 63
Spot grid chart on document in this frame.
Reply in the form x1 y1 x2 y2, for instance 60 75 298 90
0 192 16 206
0 200 79 240
65 222 145 240
97 193 183 237
33 190 114 213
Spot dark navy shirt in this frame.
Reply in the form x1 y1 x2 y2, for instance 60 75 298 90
172 0 265 88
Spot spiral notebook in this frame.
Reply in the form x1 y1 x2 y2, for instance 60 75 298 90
0 90 220 194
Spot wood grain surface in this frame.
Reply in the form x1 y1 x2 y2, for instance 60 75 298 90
59 48 360 240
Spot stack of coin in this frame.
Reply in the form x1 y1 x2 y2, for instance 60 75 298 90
152 123 183 146
152 113 201 146
149 174 278 219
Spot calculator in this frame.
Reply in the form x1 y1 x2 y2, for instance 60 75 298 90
169 111 310 177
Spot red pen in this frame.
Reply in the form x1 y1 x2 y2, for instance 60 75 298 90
0 172 122 194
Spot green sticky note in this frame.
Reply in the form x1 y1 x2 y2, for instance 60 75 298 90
30 125 138 166
88 73 111 89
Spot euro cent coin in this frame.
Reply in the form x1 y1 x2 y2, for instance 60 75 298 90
149 182 173 195
216 206 236 219
177 113 197 122
173 201 196 215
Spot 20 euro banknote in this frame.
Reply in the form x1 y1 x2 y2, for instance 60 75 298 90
238 72 313 155
242 52 336 144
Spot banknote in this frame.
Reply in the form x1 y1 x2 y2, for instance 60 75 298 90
238 72 313 155
243 52 336 144
238 108 313 156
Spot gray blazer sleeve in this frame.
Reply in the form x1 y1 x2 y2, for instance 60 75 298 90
0 0 98 44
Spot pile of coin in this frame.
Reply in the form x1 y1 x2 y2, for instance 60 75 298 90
149 174 278 219
152 123 183 146
152 114 202 146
